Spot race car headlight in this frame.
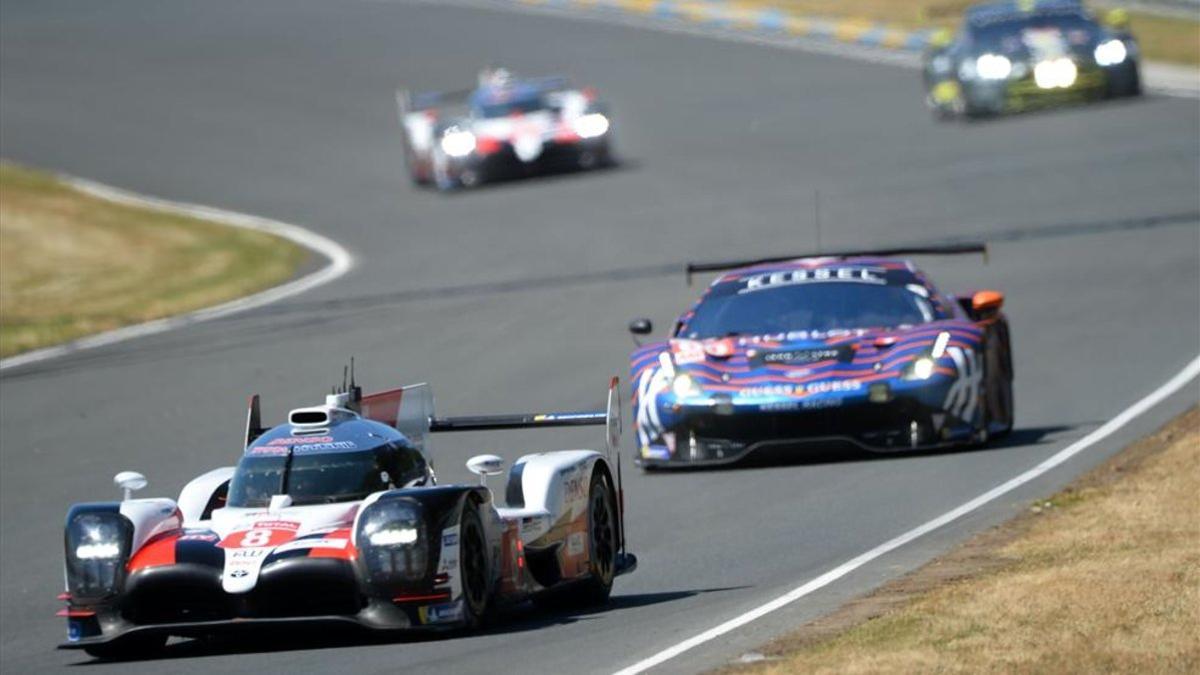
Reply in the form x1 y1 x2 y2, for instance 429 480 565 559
440 129 477 158
1094 39 1127 66
975 53 1013 80
1034 58 1078 89
65 510 132 600
904 357 937 381
672 373 703 399
572 113 610 139
357 498 428 585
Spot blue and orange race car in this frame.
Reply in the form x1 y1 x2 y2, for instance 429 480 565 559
627 245 1013 468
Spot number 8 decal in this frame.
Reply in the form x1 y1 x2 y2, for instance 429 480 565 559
241 529 272 547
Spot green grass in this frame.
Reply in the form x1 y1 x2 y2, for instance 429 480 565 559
0 162 309 357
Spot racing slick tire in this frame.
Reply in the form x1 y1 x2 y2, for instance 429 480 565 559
459 499 492 628
83 633 167 660
534 468 618 608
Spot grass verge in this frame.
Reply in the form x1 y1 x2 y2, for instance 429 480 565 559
729 0 1200 66
722 406 1200 674
0 162 309 358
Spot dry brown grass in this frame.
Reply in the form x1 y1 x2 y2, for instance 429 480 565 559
727 0 1200 65
726 407 1200 674
0 162 308 357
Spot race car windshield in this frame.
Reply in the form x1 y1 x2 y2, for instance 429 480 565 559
227 449 391 508
971 14 1098 53
682 282 937 339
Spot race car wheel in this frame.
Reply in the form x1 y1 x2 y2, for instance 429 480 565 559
532 468 617 609
576 469 618 604
83 633 167 660
459 501 491 627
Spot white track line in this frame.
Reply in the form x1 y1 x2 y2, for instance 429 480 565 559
614 355 1200 675
0 176 354 372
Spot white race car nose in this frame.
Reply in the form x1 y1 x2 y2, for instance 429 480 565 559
513 135 543 163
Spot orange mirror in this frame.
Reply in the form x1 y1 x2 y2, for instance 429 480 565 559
972 290 1004 313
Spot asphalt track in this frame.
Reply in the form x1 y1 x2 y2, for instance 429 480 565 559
1 1 1197 672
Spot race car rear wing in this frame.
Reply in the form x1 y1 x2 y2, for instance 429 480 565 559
363 376 629 558
685 242 988 285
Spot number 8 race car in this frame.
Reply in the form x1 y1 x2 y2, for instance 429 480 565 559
58 373 635 659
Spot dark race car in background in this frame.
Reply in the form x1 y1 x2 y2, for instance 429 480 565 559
58 373 634 659
398 68 614 191
627 245 1014 468
924 0 1141 119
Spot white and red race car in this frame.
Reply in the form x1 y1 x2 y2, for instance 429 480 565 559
399 68 614 191
58 373 634 659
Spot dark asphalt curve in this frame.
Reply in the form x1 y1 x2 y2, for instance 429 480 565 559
1 1 1197 672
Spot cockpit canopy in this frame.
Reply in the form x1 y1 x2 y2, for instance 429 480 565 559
227 419 427 508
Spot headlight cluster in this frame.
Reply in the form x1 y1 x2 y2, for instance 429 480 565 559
1094 39 1128 66
903 331 950 381
357 498 428 586
440 129 476 158
65 511 132 600
975 53 1013 80
672 373 703 399
1034 58 1078 89
572 113 610 139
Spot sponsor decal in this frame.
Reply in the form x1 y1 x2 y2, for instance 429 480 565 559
179 532 219 542
274 538 349 553
738 328 872 343
760 347 844 366
266 436 333 446
562 472 586 503
419 601 464 625
741 267 885 293
671 340 705 365
739 380 863 399
802 380 863 395
759 401 800 412
801 398 843 410
249 438 357 454
704 339 735 359
567 532 585 557
739 384 798 398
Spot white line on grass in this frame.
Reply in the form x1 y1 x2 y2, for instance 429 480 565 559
614 354 1200 674
0 176 354 372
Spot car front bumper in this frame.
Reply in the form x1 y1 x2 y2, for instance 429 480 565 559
635 381 979 468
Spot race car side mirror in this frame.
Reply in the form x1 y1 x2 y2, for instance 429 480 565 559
628 318 652 335
114 471 148 501
971 290 1004 316
466 454 505 486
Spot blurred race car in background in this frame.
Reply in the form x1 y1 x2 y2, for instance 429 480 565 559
58 372 634 658
923 0 1141 119
398 68 614 191
627 245 1014 468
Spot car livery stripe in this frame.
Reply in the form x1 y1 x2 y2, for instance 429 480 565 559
126 531 179 572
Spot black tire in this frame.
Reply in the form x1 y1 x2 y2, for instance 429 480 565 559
83 633 167 660
458 501 491 628
531 468 619 609
575 469 619 604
